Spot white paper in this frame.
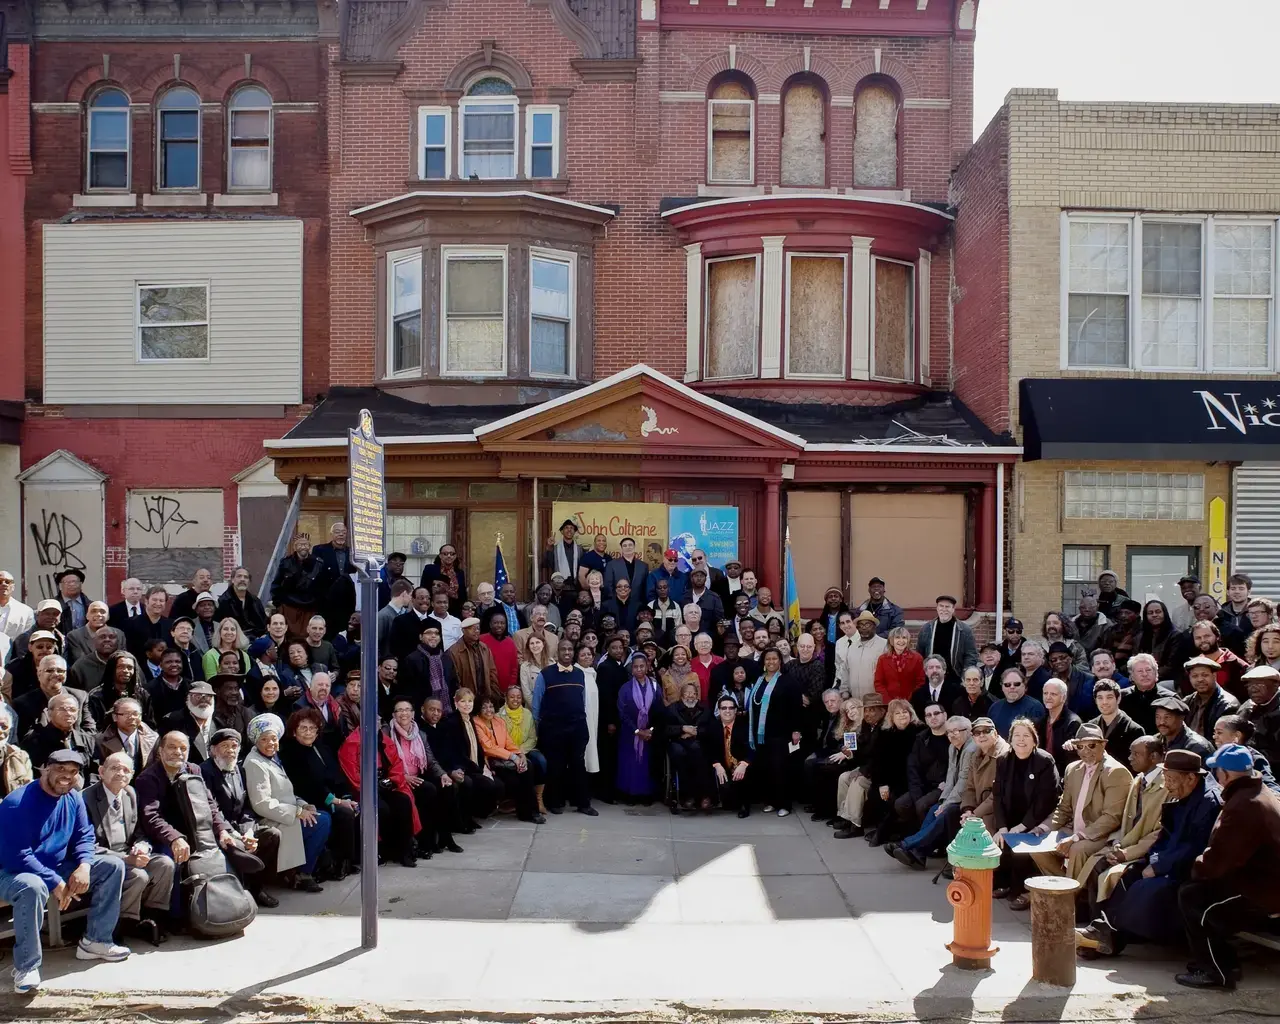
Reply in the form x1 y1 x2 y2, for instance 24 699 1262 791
1003 829 1063 854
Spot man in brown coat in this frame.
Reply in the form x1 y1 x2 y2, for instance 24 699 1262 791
1176 743 1280 990
1029 723 1132 886
445 617 502 709
960 717 1007 834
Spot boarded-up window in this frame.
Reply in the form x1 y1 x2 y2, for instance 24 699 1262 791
854 85 898 187
787 255 845 377
781 81 825 187
788 491 842 608
874 259 913 381
127 489 225 585
851 493 964 609
708 80 754 184
706 256 759 379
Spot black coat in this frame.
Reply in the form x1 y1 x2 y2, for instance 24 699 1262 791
270 553 328 609
146 675 192 724
215 590 269 639
13 685 95 741
22 723 98 781
124 614 173 663
870 723 921 795
993 748 1060 832
199 758 256 832
1041 709 1082 774
280 736 351 808
1120 684 1165 735
910 679 964 722
1088 710 1147 764
748 673 804 744
663 701 709 742
907 729 951 800
389 611 440 663
157 708 214 765
698 713 751 768
108 600 146 632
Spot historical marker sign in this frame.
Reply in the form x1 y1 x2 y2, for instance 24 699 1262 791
347 409 386 571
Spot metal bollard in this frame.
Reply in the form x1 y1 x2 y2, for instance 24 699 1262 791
1026 875 1081 986
944 817 1002 970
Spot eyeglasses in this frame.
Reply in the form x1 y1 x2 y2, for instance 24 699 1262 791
1005 627 1022 634
1002 682 1023 689
972 728 994 735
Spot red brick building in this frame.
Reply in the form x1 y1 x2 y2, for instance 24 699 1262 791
9 0 330 601
266 0 1015 622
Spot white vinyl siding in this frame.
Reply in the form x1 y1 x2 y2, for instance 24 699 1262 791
43 220 302 404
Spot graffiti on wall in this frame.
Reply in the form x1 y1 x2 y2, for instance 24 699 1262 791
21 486 104 603
127 490 224 585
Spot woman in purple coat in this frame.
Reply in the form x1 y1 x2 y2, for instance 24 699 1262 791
617 652 660 802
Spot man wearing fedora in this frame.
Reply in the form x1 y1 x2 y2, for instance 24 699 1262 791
1175 744 1280 989
54 568 92 636
834 610 887 700
1076 747 1222 958
1024 723 1132 902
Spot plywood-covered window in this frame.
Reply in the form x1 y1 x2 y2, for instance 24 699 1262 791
780 77 826 187
873 258 914 381
705 255 759 379
853 82 899 188
786 254 846 377
707 76 755 185
851 493 964 609
787 492 842 607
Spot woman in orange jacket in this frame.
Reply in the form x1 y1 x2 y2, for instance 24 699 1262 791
473 696 546 823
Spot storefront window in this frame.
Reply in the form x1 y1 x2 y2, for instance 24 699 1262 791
1127 546 1199 610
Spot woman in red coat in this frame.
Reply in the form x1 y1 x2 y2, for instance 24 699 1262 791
339 724 421 866
874 626 925 704
480 606 520 693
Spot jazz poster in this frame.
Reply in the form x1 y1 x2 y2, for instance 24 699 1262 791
668 506 739 570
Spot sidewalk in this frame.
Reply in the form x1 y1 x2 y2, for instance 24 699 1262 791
2 804 1276 1019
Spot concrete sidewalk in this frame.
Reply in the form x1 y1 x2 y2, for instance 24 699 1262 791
2 804 1276 1019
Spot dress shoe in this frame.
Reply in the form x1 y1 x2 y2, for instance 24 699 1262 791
830 817 851 830
892 846 927 870
547 804 564 814
737 806 750 818
254 890 280 909
700 798 713 813
438 840 464 853
1008 893 1031 912
131 918 162 947
576 806 599 816
399 854 418 868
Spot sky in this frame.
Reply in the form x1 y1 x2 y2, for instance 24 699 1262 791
973 0 1280 135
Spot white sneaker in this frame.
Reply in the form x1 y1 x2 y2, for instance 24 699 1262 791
12 967 41 994
76 939 131 962
763 805 775 813
777 808 791 817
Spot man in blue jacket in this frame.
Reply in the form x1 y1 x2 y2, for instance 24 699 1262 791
0 750 131 993
1076 749 1222 957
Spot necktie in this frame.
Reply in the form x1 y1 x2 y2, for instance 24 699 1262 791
1134 776 1146 818
131 606 139 618
111 797 121 814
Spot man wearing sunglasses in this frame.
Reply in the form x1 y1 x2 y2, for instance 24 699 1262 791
998 618 1026 674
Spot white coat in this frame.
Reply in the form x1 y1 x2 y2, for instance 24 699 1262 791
243 748 308 871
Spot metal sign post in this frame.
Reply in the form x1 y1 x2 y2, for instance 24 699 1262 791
347 409 386 951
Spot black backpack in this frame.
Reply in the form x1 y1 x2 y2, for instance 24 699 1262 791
173 771 259 938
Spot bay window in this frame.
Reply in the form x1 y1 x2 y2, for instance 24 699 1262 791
442 247 507 375
704 255 760 379
1064 213 1277 371
786 254 846 377
388 249 423 376
530 250 574 377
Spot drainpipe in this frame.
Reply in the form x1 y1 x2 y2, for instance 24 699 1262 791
995 462 1005 622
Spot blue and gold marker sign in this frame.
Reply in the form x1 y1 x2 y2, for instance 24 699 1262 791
347 408 386 571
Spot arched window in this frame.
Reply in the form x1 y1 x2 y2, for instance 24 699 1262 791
156 86 201 190
706 73 755 185
780 75 826 187
460 76 517 179
853 81 899 188
228 85 272 191
87 88 131 190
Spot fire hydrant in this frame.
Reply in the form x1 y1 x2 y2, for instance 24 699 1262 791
944 817 1001 970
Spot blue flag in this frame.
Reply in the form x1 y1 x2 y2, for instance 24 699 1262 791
495 541 510 590
784 529 802 642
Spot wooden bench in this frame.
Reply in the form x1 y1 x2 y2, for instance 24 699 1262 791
0 896 90 948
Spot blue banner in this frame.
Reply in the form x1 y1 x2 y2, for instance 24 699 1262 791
668 506 739 570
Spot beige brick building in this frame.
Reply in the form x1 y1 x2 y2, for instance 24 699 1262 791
953 89 1280 632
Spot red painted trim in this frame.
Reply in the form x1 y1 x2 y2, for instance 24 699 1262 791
658 5 954 38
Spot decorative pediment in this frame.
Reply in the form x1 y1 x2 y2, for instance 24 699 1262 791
476 364 805 455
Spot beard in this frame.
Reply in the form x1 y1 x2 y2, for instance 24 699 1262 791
187 701 214 721
212 754 238 772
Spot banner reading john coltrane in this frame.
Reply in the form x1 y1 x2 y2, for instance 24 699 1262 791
552 502 669 568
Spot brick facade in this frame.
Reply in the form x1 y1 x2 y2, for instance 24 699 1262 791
956 89 1280 628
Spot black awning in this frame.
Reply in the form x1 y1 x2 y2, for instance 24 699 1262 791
1021 378 1280 461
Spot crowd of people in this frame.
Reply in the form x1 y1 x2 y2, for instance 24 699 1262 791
1 525 1279 995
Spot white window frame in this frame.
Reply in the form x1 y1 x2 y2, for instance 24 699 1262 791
784 251 847 380
155 87 203 192
440 244 508 377
703 253 761 381
386 247 423 379
417 105 452 181
226 86 273 192
528 246 576 380
135 282 210 363
524 105 560 179
1061 212 1279 373
706 97 756 186
86 89 131 193
870 255 916 383
458 91 519 181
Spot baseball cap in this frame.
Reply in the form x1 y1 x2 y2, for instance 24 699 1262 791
868 576 886 586
664 548 678 560
1206 744 1254 772
36 599 62 614
1005 618 1024 631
